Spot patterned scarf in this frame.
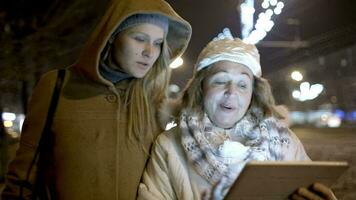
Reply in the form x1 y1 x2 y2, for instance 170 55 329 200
180 108 292 188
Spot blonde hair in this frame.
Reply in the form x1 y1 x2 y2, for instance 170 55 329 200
124 40 171 148
180 66 284 122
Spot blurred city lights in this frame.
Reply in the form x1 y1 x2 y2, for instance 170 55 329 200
266 9 273 17
4 120 13 128
165 121 177 131
168 84 180 93
169 57 184 69
292 82 324 101
334 109 346 119
291 71 303 81
276 2 284 9
274 8 282 15
240 0 256 39
292 90 301 99
270 0 278 6
2 112 16 121
241 0 285 44
327 115 342 128
261 1 269 9
346 111 356 121
18 113 25 132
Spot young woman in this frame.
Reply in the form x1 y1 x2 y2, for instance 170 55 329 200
1 0 191 199
138 28 337 200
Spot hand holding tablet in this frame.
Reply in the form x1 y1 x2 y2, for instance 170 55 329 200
224 161 348 200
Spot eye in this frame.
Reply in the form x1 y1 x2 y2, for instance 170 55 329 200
134 36 145 42
237 81 248 89
213 80 227 85
153 39 163 46
154 40 163 47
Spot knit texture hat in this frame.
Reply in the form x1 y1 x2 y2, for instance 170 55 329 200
195 28 262 77
110 13 169 42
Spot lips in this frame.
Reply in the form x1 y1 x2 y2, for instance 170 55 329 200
219 102 236 112
136 61 149 69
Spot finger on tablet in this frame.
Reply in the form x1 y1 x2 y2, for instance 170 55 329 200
312 183 338 200
290 193 308 200
296 187 324 200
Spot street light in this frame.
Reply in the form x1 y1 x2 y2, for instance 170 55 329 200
169 57 183 69
291 70 303 81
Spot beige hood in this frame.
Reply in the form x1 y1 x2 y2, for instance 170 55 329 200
75 0 192 85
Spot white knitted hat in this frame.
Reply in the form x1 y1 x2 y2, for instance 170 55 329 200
195 28 262 77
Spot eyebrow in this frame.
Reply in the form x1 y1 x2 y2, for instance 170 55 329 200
129 31 164 41
241 71 253 79
212 70 253 80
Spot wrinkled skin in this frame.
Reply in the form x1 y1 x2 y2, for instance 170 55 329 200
202 61 254 129
200 62 338 200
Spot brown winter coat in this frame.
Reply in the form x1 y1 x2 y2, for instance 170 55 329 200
1 0 191 199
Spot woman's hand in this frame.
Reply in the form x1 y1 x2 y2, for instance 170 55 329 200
290 182 338 200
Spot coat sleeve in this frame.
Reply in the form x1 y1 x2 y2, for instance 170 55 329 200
1 70 59 199
137 134 177 200
283 128 311 161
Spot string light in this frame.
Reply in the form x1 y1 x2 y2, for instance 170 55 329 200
241 0 285 44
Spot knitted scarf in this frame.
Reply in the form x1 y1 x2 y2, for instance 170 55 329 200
180 108 292 188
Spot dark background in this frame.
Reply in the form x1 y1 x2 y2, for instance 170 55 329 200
1 0 356 114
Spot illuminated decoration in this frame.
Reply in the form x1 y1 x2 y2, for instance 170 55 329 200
240 0 255 39
165 121 177 131
169 56 184 69
18 113 25 132
4 120 13 128
2 112 16 121
334 109 345 119
240 0 285 44
346 111 356 121
168 84 180 93
327 115 341 128
292 82 324 101
291 70 303 81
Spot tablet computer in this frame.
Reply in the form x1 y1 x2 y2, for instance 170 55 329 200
224 161 349 200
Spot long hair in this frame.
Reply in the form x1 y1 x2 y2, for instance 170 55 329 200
179 66 285 122
124 40 171 148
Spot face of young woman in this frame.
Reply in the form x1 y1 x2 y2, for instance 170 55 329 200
203 61 254 129
111 23 164 78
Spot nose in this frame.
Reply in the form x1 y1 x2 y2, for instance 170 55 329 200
225 82 238 96
142 43 153 58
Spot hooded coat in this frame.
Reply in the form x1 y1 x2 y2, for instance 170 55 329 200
2 0 191 199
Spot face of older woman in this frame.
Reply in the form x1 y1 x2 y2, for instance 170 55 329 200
111 23 164 78
203 61 254 129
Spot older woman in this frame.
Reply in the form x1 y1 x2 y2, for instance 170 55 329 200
138 28 337 200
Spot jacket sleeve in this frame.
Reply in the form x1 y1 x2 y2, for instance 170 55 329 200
283 128 311 161
137 134 177 200
1 70 59 199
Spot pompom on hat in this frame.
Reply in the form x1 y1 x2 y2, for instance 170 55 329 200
195 28 262 77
